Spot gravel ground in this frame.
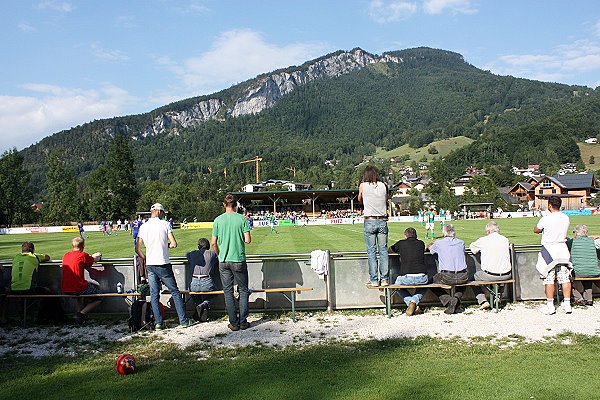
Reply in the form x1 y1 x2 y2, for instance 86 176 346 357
2 302 600 357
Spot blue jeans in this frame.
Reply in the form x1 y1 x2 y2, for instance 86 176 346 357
190 277 216 307
364 219 389 283
219 262 250 326
147 264 188 325
395 274 428 305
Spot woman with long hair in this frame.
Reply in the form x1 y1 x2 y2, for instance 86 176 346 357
358 166 389 286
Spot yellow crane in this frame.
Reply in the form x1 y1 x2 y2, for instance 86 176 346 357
241 156 263 183
286 166 297 178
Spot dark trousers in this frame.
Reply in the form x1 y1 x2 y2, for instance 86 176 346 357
431 271 468 305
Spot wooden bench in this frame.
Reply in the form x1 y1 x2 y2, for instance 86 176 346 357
367 283 451 318
181 287 313 321
367 279 515 317
5 292 142 326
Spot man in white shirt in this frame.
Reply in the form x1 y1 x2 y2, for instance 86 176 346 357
136 203 196 329
469 221 512 310
534 195 572 315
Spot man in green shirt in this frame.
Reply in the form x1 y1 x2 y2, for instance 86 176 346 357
10 242 58 323
11 241 50 293
211 193 252 331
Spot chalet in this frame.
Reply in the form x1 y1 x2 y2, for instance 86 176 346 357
533 173 597 210
508 181 535 204
452 172 486 196
391 181 412 198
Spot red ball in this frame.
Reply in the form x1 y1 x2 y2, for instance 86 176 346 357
115 353 136 375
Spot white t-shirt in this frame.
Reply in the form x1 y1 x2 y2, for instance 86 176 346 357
536 211 570 245
138 217 173 265
469 232 511 274
360 181 387 217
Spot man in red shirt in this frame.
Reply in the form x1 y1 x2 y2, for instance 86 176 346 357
62 237 102 322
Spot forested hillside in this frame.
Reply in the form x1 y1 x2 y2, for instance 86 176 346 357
7 46 600 224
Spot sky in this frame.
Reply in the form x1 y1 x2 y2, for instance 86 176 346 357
2 0 600 153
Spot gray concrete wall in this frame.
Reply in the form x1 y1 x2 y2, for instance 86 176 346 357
0 246 587 315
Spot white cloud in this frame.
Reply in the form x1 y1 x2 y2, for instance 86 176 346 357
158 29 330 98
18 23 37 33
369 0 417 23
36 0 73 13
90 43 130 62
489 39 600 86
0 83 137 153
422 0 477 14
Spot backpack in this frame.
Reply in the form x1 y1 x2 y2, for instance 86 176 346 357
128 300 155 332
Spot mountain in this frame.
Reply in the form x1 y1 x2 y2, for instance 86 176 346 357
19 47 598 196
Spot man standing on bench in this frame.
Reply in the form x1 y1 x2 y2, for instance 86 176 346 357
212 193 252 331
136 203 196 329
389 227 428 316
428 224 468 314
62 237 103 323
469 221 512 310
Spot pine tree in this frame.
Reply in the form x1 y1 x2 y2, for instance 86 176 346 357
45 150 79 225
106 134 138 220
0 148 32 227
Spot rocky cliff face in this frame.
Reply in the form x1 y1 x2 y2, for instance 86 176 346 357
140 49 402 137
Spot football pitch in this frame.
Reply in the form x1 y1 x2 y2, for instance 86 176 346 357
2 215 600 261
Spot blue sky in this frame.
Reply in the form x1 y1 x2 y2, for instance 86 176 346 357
2 0 600 153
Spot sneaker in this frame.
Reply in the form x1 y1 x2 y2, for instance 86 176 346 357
562 302 572 314
540 304 556 315
369 281 379 287
240 321 251 330
406 301 417 316
575 299 587 307
197 303 209 322
154 322 166 330
414 306 423 315
228 323 240 331
380 279 390 287
75 312 88 323
479 301 491 311
586 300 594 307
180 320 199 328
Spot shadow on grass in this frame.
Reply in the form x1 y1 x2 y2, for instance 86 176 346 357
2 334 600 400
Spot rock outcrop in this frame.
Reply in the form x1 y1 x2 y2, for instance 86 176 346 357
142 48 402 136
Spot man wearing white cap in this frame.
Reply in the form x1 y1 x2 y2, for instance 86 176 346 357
136 203 196 329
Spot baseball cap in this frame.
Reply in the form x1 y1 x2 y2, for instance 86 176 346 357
150 203 165 212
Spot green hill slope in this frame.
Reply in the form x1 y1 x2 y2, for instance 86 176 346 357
376 136 474 162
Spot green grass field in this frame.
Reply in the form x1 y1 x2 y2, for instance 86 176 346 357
2 215 600 261
1 332 600 400
3 216 600 398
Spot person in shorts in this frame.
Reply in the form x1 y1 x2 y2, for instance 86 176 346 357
62 237 103 322
534 195 572 315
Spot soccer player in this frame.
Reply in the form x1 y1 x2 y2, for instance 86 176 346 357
269 213 278 234
425 208 436 239
77 221 89 238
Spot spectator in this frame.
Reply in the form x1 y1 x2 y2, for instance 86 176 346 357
136 203 196 329
11 242 57 323
428 224 468 314
534 195 572 315
389 227 428 316
358 166 389 287
567 224 600 306
187 238 219 322
62 237 102 323
469 221 512 310
212 193 252 331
